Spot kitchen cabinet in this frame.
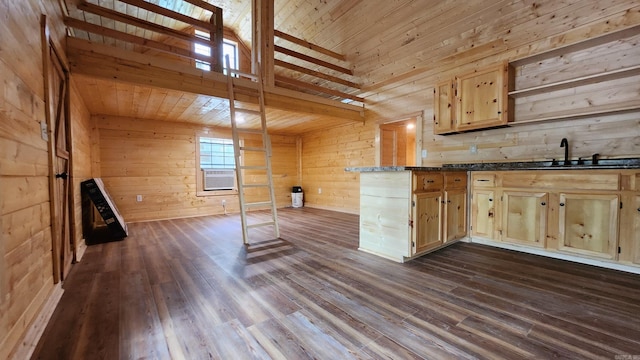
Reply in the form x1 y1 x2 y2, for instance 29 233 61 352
413 191 442 253
433 80 455 134
501 191 548 248
356 169 467 262
557 193 619 260
433 62 512 134
470 173 496 239
456 62 511 132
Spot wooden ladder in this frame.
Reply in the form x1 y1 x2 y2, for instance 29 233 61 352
225 57 280 244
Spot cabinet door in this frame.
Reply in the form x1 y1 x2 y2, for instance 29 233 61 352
558 193 619 259
471 190 495 239
502 191 548 248
444 189 467 243
455 62 510 131
634 196 640 265
413 192 443 254
434 80 455 134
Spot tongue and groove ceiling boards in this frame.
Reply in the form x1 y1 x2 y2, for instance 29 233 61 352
62 0 640 133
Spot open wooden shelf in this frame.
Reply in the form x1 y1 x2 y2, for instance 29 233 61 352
509 64 640 98
511 102 640 126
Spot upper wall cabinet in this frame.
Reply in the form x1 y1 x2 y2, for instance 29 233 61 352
433 62 512 135
456 62 512 132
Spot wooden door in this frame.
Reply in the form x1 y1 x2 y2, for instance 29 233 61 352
444 189 467 243
502 191 548 248
434 80 455 134
413 192 442 254
380 127 397 166
471 190 495 239
455 62 510 131
45 39 73 282
380 123 412 166
558 193 619 259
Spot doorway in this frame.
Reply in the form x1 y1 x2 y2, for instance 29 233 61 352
379 119 416 166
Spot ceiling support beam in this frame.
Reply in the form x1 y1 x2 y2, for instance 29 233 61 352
66 37 363 121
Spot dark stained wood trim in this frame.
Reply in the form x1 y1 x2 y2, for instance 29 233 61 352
274 29 346 61
275 45 353 75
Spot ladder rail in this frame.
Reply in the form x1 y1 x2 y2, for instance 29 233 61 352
225 55 280 244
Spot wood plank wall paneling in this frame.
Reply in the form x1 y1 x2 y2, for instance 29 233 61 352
96 115 299 222
69 80 95 261
0 1 75 358
301 121 376 213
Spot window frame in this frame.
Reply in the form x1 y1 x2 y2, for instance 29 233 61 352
195 131 240 197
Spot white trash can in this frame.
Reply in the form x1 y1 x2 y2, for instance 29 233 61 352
291 186 303 208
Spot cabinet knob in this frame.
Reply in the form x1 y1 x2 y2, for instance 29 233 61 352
637 208 640 212
560 203 565 207
541 202 546 206
489 198 493 202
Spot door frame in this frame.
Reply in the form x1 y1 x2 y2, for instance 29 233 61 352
375 111 422 167
42 15 76 283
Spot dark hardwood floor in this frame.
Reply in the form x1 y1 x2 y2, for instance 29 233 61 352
32 207 640 359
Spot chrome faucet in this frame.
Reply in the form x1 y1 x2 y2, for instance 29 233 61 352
560 138 570 165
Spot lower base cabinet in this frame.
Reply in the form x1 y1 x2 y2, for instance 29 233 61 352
413 192 443 253
502 191 548 248
558 193 619 260
471 170 640 272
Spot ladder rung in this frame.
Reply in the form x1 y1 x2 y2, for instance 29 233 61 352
229 69 258 80
247 221 275 229
241 184 270 188
235 108 261 116
239 165 268 170
244 201 272 208
240 146 266 152
235 128 264 134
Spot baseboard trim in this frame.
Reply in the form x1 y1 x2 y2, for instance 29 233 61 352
10 282 64 360
471 237 640 275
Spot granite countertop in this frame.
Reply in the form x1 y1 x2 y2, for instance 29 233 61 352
346 158 640 172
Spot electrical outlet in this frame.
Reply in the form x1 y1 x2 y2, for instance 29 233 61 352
421 149 427 158
136 195 142 202
40 121 48 141
221 199 226 206
469 144 478 154
318 188 322 194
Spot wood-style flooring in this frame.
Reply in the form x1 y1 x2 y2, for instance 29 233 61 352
32 207 640 359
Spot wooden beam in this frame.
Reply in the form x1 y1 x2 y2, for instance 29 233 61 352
116 0 212 32
77 2 200 43
64 17 213 63
274 30 346 61
253 0 275 87
275 45 353 75
274 59 360 89
275 75 365 103
182 0 222 15
66 38 363 121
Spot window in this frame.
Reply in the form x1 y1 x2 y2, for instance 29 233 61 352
199 137 235 169
193 29 238 74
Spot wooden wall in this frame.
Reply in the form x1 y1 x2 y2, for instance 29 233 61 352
301 0 640 213
301 121 375 213
96 115 299 222
0 0 80 358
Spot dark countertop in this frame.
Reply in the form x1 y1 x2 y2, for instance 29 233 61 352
346 158 640 172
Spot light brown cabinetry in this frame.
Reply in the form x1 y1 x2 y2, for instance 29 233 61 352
356 170 467 263
433 62 512 134
413 191 442 253
558 193 619 259
634 196 640 265
433 80 455 134
470 169 640 272
502 191 548 248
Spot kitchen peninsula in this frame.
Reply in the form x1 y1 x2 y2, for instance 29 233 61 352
348 159 640 274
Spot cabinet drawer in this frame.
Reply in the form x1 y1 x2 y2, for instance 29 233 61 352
502 172 620 191
472 173 496 187
414 173 443 192
444 172 467 189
